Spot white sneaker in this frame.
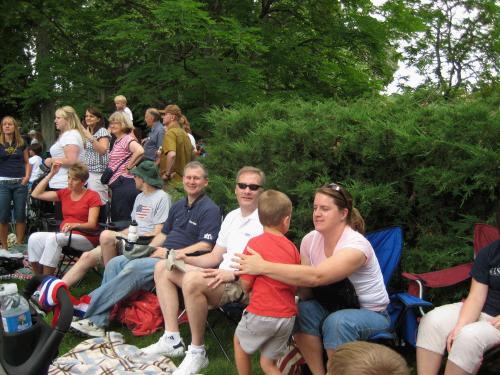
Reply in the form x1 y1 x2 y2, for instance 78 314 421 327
142 334 185 357
172 346 209 375
70 318 105 337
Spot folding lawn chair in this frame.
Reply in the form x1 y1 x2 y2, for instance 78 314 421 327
402 223 500 363
365 227 432 346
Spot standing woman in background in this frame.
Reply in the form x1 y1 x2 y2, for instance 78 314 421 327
0 116 31 249
82 107 110 205
43 106 85 218
106 111 144 222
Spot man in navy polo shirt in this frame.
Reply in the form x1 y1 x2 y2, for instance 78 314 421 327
70 161 221 337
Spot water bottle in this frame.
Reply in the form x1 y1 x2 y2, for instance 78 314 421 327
127 220 139 244
0 283 32 333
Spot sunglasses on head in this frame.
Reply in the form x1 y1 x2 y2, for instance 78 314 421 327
237 182 262 191
326 182 350 207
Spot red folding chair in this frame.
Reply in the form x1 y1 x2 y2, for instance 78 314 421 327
402 223 500 368
402 223 499 300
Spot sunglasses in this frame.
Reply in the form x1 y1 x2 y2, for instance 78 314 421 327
237 183 262 191
326 182 350 207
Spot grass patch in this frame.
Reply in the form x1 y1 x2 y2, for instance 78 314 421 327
8 274 264 374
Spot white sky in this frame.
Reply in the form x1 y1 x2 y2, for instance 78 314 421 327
371 0 426 94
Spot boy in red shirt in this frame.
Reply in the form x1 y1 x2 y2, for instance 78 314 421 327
234 190 300 375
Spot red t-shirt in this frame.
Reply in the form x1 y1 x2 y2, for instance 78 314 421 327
241 232 300 318
57 188 101 246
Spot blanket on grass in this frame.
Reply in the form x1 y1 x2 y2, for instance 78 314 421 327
48 332 177 374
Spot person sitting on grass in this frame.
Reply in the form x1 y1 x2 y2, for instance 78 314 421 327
69 161 221 338
61 160 171 287
234 190 300 375
327 341 409 375
141 166 265 375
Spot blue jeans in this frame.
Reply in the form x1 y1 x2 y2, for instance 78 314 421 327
0 182 28 223
85 255 161 327
296 299 390 350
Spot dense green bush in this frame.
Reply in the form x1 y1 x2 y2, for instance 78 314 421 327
202 91 499 300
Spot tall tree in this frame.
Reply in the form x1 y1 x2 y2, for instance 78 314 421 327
398 0 499 97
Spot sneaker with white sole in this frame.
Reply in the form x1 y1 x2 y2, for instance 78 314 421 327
70 318 105 337
142 334 185 357
172 346 209 375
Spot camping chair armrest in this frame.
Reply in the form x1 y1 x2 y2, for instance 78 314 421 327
402 262 473 299
103 220 130 231
393 292 433 309
69 227 101 237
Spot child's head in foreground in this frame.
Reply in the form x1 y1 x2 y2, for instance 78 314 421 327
327 341 409 375
258 189 292 234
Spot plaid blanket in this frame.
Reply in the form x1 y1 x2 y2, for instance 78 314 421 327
48 332 176 374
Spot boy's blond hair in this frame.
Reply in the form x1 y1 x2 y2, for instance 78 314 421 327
114 95 127 104
327 341 409 375
258 190 292 227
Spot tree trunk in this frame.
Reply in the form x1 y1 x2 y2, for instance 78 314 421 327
35 24 56 147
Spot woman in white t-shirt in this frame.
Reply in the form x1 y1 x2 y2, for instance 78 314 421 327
44 106 85 189
235 183 390 375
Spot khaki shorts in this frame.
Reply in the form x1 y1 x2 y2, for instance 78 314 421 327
236 311 295 359
219 281 249 306
417 302 500 374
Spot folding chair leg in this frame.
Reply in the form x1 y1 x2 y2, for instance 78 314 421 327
206 320 231 362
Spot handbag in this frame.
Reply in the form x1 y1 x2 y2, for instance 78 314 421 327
100 155 131 185
311 278 360 312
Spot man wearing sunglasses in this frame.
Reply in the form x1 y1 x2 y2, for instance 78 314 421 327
142 166 265 375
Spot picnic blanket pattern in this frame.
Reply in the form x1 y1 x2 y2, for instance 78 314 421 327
48 331 177 374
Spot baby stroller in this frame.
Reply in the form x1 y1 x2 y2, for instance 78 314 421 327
0 275 73 375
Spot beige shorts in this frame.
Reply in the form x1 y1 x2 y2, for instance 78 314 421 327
219 281 249 306
417 302 500 374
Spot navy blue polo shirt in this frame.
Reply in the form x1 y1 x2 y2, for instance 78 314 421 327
161 193 222 250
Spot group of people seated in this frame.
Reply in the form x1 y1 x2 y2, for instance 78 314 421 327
3 100 498 374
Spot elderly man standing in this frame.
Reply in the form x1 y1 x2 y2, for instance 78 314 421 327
142 166 266 375
159 104 193 186
70 161 221 337
142 108 165 162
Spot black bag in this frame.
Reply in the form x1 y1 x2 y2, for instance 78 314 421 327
0 257 23 276
100 167 114 184
312 278 360 312
100 155 131 185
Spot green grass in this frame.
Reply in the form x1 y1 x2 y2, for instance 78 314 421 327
10 274 264 374
9 275 500 375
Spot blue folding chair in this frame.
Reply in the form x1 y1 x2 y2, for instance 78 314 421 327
366 226 432 346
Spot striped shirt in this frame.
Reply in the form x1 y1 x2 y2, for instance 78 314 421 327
108 133 136 185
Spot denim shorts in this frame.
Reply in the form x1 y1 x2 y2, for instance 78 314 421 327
0 181 28 223
296 299 390 350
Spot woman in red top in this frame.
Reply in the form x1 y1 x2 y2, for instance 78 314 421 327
28 162 101 275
